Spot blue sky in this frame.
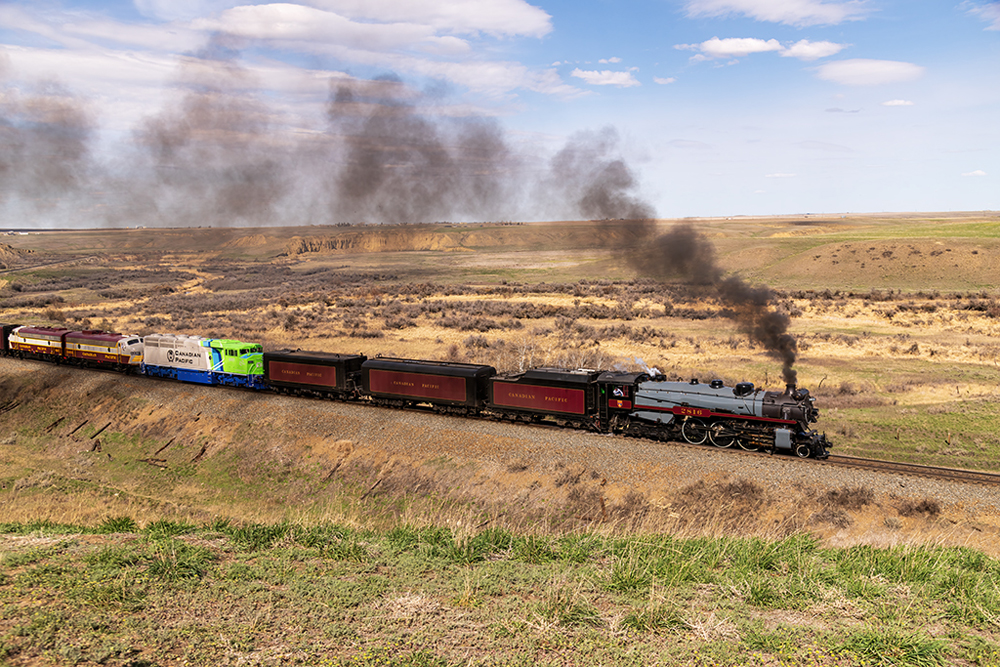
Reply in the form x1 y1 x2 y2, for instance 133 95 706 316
1 0 998 224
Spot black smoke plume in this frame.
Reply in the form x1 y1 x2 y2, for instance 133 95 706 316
718 276 798 385
326 76 519 224
128 36 290 227
0 54 95 220
627 223 798 384
4 39 658 227
543 127 655 221
324 79 658 224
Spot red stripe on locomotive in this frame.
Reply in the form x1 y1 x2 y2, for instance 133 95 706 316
636 403 797 425
12 342 60 355
65 349 125 364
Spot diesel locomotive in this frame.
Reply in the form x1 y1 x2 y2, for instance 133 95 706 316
0 323 831 458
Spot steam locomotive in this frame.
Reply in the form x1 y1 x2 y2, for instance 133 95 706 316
0 324 831 459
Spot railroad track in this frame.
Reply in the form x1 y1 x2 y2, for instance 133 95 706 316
822 454 1000 486
5 357 1000 487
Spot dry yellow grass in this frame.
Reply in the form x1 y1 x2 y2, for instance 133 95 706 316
3 216 1000 536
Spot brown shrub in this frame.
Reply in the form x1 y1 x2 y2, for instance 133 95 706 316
565 486 604 521
811 507 852 529
824 486 875 510
898 498 941 517
554 467 584 488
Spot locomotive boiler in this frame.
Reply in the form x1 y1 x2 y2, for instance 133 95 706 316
606 377 829 458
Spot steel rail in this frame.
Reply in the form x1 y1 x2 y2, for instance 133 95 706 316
821 454 1000 486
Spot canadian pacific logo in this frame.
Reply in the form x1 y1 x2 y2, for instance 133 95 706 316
166 348 199 366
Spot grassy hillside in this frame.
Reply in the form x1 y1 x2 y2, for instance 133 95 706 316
2 215 1000 469
3 519 999 666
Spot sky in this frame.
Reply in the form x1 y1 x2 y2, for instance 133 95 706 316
0 0 998 227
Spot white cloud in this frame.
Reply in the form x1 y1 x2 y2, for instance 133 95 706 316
182 2 576 99
61 18 203 51
678 37 846 62
686 37 782 59
193 4 477 54
599 57 622 64
134 0 239 22
0 4 117 51
654 76 676 84
571 68 641 87
4 44 177 91
355 51 582 97
766 172 796 177
962 169 988 176
964 1 1000 30
303 0 553 38
881 99 914 106
683 0 870 27
780 39 846 61
816 59 925 85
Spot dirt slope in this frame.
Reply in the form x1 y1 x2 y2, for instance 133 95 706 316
2 358 998 555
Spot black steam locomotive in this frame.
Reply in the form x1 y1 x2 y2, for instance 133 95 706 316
607 376 829 458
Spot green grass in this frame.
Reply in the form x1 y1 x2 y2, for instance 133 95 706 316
3 522 1000 666
830 399 1000 469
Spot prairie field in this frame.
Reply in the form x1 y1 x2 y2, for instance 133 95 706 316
2 212 1000 666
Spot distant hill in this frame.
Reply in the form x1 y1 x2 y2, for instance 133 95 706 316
2 213 998 291
0 243 34 268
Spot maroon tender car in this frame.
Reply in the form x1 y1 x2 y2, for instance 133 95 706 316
362 357 495 412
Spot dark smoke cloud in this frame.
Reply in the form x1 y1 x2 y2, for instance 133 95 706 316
544 127 655 221
322 77 659 225
128 37 290 227
0 57 95 219
630 222 722 285
4 39 657 228
326 76 519 224
625 223 798 384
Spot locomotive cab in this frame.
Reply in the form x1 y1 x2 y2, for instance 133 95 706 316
118 336 144 366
